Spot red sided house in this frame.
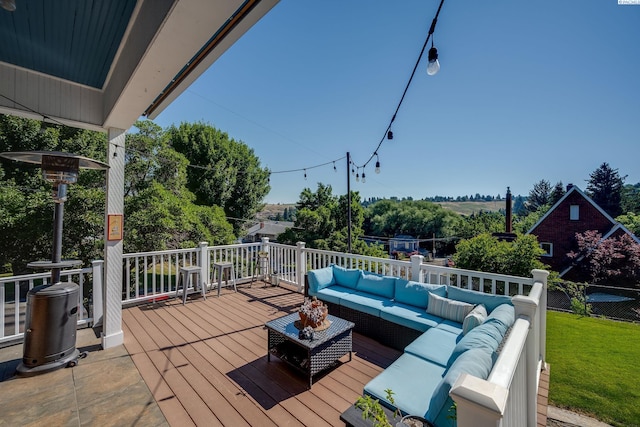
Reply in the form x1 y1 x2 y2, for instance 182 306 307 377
527 185 640 280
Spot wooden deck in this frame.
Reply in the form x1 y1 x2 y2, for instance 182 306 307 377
123 283 550 427
123 283 401 427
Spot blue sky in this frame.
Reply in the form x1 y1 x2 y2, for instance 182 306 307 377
153 0 640 204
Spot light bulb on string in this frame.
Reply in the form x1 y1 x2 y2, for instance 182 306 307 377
356 169 360 182
333 161 337 172
375 160 381 174
304 169 307 180
387 130 393 140
362 171 366 183
427 41 440 76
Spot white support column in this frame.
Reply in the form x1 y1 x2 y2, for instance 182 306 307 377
102 127 125 349
92 260 104 327
296 241 306 293
410 254 424 282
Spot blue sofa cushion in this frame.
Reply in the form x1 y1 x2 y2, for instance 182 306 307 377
426 292 475 323
339 291 390 316
462 303 488 335
394 279 447 309
307 266 335 296
448 321 505 366
356 271 396 299
380 303 442 333
364 353 446 418
447 285 512 313
435 320 464 335
484 303 515 335
404 327 461 367
315 285 355 305
425 348 494 423
332 265 361 289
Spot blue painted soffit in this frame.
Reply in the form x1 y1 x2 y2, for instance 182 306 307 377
0 0 137 89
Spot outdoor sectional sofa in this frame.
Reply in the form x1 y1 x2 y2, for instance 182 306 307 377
306 264 516 427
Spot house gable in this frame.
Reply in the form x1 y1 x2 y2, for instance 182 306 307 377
527 186 617 273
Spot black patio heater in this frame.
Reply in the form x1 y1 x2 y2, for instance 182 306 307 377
0 151 108 377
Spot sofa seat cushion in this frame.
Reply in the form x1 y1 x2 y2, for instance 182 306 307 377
315 285 354 305
447 285 512 313
356 271 397 299
426 293 475 323
394 279 447 309
332 265 361 289
379 302 442 333
425 348 494 423
339 291 390 317
307 266 335 296
434 319 464 335
404 327 461 367
364 353 447 418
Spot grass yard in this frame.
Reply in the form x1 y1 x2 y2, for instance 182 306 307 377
547 311 640 427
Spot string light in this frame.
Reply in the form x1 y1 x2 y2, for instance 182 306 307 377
333 161 337 172
304 169 307 180
387 130 393 140
375 154 381 174
362 170 366 183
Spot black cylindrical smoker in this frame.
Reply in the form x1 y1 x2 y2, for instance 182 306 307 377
0 151 108 377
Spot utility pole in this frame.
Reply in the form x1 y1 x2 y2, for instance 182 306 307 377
346 152 352 253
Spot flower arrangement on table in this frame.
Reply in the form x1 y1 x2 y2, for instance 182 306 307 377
298 296 328 329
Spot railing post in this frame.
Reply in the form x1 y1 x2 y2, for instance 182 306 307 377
532 269 548 365
199 242 209 289
92 260 104 327
450 374 506 427
410 254 424 282
296 241 306 293
512 292 540 427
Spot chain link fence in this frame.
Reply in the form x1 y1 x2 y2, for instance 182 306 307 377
548 282 640 322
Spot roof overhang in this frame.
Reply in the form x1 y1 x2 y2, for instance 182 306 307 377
0 0 278 132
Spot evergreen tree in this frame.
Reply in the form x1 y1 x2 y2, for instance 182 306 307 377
549 181 565 205
526 180 552 213
586 162 626 218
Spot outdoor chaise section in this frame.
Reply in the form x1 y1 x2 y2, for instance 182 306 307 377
306 265 515 427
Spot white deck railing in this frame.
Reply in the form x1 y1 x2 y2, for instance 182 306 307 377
0 263 101 344
0 240 547 427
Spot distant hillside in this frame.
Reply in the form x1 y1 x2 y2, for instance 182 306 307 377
259 201 504 220
437 201 504 216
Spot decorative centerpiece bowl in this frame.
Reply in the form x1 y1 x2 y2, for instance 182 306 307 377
298 297 328 329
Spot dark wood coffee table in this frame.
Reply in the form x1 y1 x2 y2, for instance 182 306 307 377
265 312 354 388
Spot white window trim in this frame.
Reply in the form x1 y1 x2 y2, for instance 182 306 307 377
540 242 553 257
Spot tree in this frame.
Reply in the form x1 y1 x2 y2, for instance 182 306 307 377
166 122 270 233
617 212 640 237
454 211 505 240
586 162 626 218
549 181 565 205
279 184 385 257
621 183 640 215
525 180 552 213
453 233 545 278
567 230 640 286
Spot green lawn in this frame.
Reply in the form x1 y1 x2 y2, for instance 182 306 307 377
547 311 640 427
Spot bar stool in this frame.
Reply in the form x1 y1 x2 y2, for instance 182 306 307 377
211 261 237 297
176 265 205 304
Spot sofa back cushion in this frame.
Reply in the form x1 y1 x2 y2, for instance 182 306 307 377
462 303 487 335
448 321 505 366
332 265 361 289
394 280 447 309
447 285 512 313
356 271 396 299
425 347 494 423
484 303 515 335
307 266 335 296
426 293 474 324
